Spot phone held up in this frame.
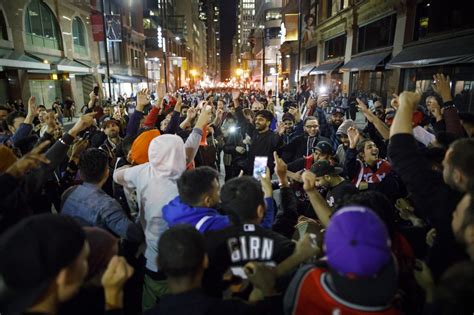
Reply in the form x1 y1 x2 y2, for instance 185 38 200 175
253 156 268 180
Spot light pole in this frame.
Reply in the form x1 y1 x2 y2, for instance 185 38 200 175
259 25 265 91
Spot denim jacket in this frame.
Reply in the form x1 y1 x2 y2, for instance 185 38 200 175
62 182 144 243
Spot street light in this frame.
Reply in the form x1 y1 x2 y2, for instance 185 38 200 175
235 68 244 76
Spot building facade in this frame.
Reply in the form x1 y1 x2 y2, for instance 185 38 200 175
280 0 474 111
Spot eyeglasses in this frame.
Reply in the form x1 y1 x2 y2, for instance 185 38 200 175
305 125 319 129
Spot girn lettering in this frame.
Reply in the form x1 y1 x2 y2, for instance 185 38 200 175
227 236 274 263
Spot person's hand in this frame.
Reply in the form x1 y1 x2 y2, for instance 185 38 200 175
101 256 134 310
289 106 301 122
273 151 288 186
260 167 273 198
293 233 320 261
45 112 58 134
244 262 277 296
235 146 246 154
88 90 98 108
175 95 183 112
398 91 421 112
414 259 434 293
390 94 399 110
70 139 89 161
425 228 437 248
24 96 37 124
6 140 51 178
186 107 197 120
195 105 212 130
136 88 150 112
432 73 453 102
356 98 370 114
347 126 360 149
243 134 252 145
69 112 96 137
276 121 285 135
302 170 316 192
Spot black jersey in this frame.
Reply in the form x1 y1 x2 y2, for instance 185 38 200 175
203 224 295 297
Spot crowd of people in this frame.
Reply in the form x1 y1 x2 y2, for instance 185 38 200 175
1 72 474 315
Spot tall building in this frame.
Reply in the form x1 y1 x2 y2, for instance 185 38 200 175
199 0 221 82
253 0 283 92
143 0 198 93
0 0 148 104
237 0 256 55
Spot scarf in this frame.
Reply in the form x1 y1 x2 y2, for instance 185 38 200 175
353 159 392 188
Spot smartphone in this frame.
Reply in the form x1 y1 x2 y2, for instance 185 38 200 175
253 156 268 180
93 86 99 96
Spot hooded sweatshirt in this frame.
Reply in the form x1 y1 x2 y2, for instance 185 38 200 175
163 196 230 233
114 130 201 272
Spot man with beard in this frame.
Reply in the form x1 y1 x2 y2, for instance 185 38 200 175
388 81 474 279
99 119 122 196
99 119 122 168
233 92 282 175
280 116 330 163
327 107 345 151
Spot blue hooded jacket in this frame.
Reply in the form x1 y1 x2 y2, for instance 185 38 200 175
163 197 230 233
163 196 275 233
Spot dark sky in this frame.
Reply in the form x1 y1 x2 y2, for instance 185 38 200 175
219 0 237 80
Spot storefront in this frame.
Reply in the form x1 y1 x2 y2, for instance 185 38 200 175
310 60 344 96
299 63 317 89
388 33 474 113
341 50 392 100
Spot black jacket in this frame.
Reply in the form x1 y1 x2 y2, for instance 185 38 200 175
0 133 75 233
388 133 467 279
280 134 330 163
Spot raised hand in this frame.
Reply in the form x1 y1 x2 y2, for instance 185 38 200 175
24 96 37 124
276 121 285 135
6 141 51 178
347 126 360 149
260 167 273 198
356 98 370 113
399 91 421 112
136 88 150 110
69 112 96 137
432 73 453 102
195 105 212 130
390 94 399 110
70 139 89 160
273 151 288 185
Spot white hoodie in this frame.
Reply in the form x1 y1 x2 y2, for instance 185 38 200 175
114 130 201 271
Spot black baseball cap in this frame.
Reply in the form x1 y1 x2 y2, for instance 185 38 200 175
0 214 86 315
313 141 333 155
310 160 343 177
331 107 345 115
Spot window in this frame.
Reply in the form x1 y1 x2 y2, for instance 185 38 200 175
305 46 317 64
72 17 87 55
25 0 62 49
413 0 474 41
266 27 281 40
0 10 8 40
324 35 345 60
265 9 281 21
357 14 396 53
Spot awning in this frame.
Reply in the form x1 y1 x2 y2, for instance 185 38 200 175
309 60 343 75
387 34 474 68
299 64 317 77
341 51 391 72
110 74 147 83
0 48 50 70
27 53 90 73
74 59 98 69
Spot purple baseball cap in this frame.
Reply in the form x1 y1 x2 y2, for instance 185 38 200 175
324 206 391 277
